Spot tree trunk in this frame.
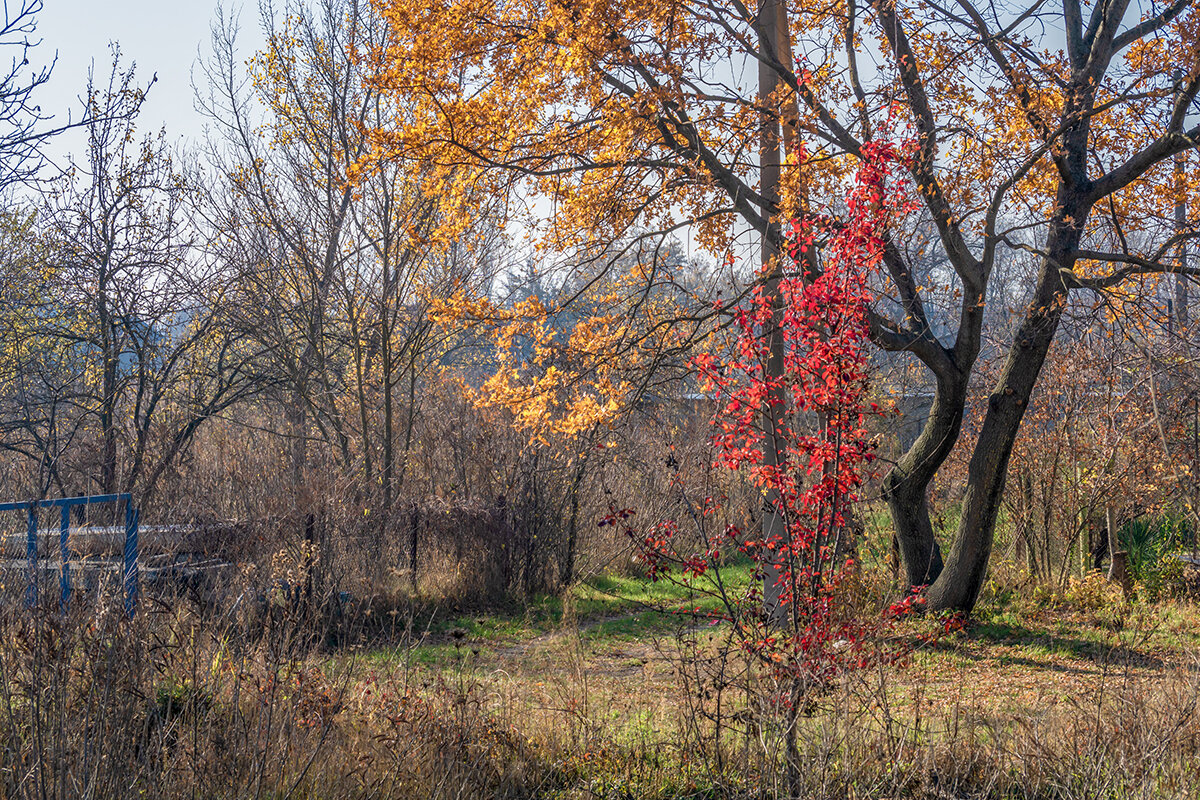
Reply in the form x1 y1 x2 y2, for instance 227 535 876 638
382 314 394 513
98 285 119 499
1106 505 1132 596
409 503 420 594
1174 69 1189 338
757 0 788 619
287 394 307 490
560 455 588 587
926 227 1080 611
1019 472 1039 578
882 374 967 586
100 351 119 498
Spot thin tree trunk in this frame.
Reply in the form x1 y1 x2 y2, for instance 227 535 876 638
1019 472 1039 578
99 290 119 499
350 300 374 483
100 354 119 497
377 255 395 586
1106 504 1131 596
784 677 802 796
1068 428 1088 577
757 0 788 620
409 503 420 594
560 455 588 587
287 392 308 492
382 305 394 513
1174 69 1189 337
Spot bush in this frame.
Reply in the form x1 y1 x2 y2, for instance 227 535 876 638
1121 514 1195 599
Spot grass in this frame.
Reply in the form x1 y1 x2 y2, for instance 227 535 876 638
575 561 755 614
400 573 1200 797
352 554 1200 787
378 560 758 665
418 561 1200 719
373 553 1200 702
9 556 1200 798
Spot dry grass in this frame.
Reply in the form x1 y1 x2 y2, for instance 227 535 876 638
1 568 1200 799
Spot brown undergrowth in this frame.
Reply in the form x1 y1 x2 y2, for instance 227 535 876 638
0 573 1199 798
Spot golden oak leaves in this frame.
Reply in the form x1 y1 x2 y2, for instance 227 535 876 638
364 0 1200 442
362 0 741 440
363 0 1200 264
870 0 1200 248
429 245 694 443
429 291 623 442
362 0 742 255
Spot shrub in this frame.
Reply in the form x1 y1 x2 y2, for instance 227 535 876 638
1121 514 1195 599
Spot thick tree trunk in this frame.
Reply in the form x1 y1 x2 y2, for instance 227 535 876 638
882 374 967 586
926 227 1081 611
886 484 943 585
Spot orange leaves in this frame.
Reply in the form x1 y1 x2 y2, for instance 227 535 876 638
362 0 750 261
431 281 637 444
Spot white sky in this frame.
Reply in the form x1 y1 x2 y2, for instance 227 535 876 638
33 0 263 167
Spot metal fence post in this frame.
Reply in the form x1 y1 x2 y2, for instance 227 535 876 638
123 502 139 617
59 505 71 612
3 494 137 614
25 506 37 608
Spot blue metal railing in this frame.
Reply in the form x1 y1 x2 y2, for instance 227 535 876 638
0 494 140 615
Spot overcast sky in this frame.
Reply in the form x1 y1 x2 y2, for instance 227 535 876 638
33 0 263 167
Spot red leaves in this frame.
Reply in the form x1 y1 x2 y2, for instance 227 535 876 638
597 508 635 527
622 137 915 685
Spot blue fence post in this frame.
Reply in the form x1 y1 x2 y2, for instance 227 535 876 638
123 502 139 617
59 505 71 612
25 506 37 608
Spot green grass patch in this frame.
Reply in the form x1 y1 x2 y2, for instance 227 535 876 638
575 560 754 616
359 560 756 668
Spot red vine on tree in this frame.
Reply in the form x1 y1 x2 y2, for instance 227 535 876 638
604 138 922 684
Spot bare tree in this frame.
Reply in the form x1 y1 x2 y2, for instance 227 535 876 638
196 0 496 522
32 54 258 507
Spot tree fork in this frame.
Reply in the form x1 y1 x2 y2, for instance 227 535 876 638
926 233 1078 611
